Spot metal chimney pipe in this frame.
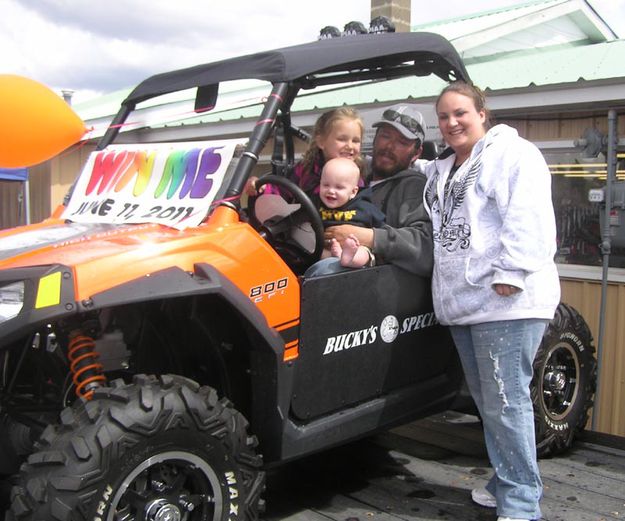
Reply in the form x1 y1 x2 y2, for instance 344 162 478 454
61 89 74 105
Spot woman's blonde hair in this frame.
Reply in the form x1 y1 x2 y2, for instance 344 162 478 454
436 81 492 129
300 107 365 172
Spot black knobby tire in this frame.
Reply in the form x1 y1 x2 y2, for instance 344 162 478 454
532 304 597 458
7 374 265 521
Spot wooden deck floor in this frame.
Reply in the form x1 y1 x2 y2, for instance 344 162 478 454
263 413 625 521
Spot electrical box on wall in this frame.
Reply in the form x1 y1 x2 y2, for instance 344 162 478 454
588 188 605 203
598 181 625 248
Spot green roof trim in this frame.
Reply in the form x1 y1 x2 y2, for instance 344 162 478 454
410 0 566 31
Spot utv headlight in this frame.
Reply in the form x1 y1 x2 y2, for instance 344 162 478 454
0 281 25 324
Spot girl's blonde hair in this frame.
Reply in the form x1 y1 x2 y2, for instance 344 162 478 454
300 107 365 172
436 81 492 129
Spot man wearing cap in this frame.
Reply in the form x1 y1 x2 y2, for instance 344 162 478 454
314 103 433 276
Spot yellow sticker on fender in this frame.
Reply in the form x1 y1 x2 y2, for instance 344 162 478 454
35 272 62 309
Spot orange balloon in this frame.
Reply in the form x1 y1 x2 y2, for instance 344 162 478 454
0 74 87 168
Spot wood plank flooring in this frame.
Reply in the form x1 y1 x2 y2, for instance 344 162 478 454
263 413 625 521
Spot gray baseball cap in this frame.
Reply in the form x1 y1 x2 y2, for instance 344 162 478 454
372 104 426 144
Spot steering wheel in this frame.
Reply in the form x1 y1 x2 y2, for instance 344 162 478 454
248 174 324 269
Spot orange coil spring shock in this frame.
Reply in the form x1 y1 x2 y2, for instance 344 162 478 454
68 334 107 400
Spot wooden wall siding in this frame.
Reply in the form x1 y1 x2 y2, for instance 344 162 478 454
0 181 25 229
49 142 97 210
28 162 52 224
1 143 96 231
498 113 625 141
0 162 51 230
502 110 625 141
560 279 625 438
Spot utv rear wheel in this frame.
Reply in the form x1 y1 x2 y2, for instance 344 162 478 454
532 304 597 458
8 374 264 521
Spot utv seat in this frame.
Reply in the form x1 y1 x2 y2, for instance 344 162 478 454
421 140 438 160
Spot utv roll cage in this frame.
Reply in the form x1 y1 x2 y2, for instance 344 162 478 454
98 31 470 199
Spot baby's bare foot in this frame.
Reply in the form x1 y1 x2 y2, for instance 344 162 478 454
340 234 372 268
330 238 342 258
340 236 360 267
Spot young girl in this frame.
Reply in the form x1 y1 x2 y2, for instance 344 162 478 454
245 107 365 197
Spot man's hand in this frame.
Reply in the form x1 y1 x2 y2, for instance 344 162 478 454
324 225 374 249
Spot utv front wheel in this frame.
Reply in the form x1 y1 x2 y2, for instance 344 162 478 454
8 374 264 521
532 304 597 458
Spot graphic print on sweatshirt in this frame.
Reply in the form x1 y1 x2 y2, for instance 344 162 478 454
426 154 482 253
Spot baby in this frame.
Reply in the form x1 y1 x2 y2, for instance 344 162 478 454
318 157 384 268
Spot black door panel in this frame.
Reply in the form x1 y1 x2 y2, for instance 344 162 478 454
293 265 457 420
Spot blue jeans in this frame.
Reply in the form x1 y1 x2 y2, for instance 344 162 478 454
304 257 348 277
450 319 548 520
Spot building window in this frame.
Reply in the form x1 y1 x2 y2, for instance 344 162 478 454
549 154 625 267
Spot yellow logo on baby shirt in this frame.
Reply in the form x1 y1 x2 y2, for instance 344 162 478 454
319 208 357 222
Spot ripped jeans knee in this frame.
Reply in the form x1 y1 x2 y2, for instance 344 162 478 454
449 319 549 520
489 350 510 413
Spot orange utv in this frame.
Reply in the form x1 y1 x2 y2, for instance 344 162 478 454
0 30 596 521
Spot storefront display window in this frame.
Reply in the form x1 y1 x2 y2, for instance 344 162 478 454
548 152 625 267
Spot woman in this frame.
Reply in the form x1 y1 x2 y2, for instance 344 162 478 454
423 81 560 521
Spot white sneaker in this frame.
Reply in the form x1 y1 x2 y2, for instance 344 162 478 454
497 518 531 521
471 487 496 508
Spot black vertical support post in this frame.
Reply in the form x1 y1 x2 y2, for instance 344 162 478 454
96 104 135 151
226 82 289 199
593 109 618 431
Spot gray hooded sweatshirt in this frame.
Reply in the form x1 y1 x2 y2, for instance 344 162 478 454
422 124 560 326
370 169 433 276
